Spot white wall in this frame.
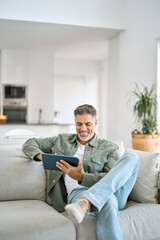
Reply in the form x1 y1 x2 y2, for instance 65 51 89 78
98 60 108 139
108 36 120 141
0 0 126 29
0 51 2 114
157 41 160 132
53 59 101 132
108 0 160 147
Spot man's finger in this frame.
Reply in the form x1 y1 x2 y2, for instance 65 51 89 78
56 161 68 171
60 160 70 168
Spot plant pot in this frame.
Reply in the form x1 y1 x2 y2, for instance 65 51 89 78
132 130 160 152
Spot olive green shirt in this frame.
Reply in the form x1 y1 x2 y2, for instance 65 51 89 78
23 133 119 212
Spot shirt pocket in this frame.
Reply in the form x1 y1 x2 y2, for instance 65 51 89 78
90 152 108 173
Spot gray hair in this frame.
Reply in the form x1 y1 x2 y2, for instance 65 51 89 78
74 104 97 119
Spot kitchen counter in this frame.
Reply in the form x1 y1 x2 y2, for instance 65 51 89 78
0 123 75 138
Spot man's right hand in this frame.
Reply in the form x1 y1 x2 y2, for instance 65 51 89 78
34 153 43 161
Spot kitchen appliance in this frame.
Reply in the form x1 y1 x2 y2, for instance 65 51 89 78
3 85 27 123
3 84 27 107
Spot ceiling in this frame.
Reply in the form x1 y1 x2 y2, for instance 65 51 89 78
0 19 122 60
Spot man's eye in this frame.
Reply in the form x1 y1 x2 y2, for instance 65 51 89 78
86 123 92 126
77 123 82 126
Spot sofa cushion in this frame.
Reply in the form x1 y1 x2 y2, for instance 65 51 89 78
63 211 97 240
127 149 160 203
63 201 160 240
0 200 76 240
0 147 46 201
120 201 160 240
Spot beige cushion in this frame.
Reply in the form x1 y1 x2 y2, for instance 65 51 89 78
0 148 46 201
127 149 160 203
64 201 160 240
120 201 160 240
0 200 75 240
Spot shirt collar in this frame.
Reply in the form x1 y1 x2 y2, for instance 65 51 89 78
87 133 98 147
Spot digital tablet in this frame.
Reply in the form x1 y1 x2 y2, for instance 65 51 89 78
42 153 79 171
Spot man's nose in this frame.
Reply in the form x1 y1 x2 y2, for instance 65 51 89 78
81 124 87 131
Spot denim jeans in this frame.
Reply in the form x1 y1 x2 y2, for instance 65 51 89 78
68 152 140 240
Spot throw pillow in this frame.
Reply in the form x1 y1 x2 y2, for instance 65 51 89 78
127 149 160 203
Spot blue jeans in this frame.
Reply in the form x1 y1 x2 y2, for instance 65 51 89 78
68 152 140 240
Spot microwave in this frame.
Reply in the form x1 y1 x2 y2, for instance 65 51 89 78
3 84 27 107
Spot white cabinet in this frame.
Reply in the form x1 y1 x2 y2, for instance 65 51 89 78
1 50 28 85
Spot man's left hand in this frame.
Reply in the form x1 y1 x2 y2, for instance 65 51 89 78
56 159 83 182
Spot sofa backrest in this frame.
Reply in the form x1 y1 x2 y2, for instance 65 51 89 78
0 147 46 201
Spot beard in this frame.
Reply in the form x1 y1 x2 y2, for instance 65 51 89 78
77 130 92 142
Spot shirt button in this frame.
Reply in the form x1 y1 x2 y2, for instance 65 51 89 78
53 180 55 183
84 158 86 161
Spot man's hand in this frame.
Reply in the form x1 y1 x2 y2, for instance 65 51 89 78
56 159 83 182
34 153 43 161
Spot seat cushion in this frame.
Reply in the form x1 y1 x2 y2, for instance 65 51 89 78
0 200 75 240
0 148 46 201
120 201 160 240
63 201 160 240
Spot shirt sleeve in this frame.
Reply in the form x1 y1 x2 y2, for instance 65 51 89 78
22 136 57 159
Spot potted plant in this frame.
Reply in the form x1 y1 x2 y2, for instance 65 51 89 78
130 83 159 152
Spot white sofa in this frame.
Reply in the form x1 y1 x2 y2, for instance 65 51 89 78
0 144 160 240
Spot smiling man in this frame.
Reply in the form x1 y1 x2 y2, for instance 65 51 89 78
75 113 97 144
23 104 140 240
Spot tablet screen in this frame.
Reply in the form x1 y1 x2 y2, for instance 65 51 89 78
42 153 79 171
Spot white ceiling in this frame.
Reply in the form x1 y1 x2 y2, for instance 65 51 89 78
0 19 122 60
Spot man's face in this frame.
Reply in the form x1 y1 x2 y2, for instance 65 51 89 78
75 114 97 144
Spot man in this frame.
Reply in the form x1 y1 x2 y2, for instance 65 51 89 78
23 104 140 240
